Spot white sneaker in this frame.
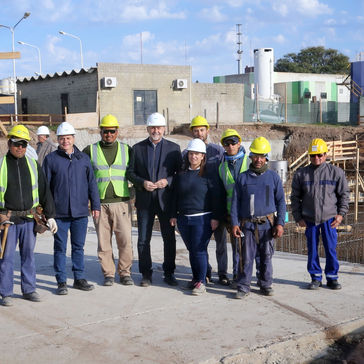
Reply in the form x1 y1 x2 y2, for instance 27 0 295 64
191 281 206 296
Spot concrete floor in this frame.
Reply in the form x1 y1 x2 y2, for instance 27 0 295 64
0 220 363 364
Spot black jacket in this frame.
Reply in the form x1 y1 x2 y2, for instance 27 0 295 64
126 138 182 212
2 152 55 220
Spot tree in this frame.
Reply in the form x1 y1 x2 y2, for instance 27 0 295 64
274 46 350 74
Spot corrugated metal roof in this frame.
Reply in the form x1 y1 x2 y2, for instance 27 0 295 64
18 67 97 82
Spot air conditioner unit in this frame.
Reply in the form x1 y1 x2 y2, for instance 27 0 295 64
175 79 187 89
102 77 117 88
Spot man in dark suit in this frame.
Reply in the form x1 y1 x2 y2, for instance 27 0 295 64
126 113 182 287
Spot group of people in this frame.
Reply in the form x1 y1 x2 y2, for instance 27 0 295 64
0 113 349 306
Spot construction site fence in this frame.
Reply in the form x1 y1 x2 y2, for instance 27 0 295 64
244 97 360 125
0 114 65 126
275 209 364 265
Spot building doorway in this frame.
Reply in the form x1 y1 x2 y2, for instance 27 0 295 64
61 93 69 114
133 90 157 125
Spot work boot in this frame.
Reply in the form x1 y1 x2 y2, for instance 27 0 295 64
56 282 68 295
260 287 274 296
327 280 342 290
308 280 322 290
23 292 41 302
1 296 13 307
164 274 178 286
218 274 230 286
120 276 134 286
235 290 249 299
104 277 114 286
73 279 94 291
140 275 152 287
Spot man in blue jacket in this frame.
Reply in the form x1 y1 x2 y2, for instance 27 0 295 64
43 122 100 295
231 137 285 298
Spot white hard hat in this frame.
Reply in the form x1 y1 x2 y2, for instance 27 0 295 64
186 138 206 154
37 126 50 135
146 112 166 127
56 122 76 136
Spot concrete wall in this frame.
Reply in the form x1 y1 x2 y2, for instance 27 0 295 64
18 71 98 115
66 112 98 129
191 82 244 125
97 63 191 126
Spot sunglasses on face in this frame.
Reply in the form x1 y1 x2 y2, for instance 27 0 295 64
310 153 324 158
102 129 116 134
12 140 28 148
223 140 238 147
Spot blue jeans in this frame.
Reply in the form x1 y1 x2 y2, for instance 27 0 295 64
305 218 339 282
0 221 36 297
54 217 88 283
137 205 176 277
177 214 213 284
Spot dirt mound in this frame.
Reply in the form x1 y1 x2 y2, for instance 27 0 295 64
172 123 364 162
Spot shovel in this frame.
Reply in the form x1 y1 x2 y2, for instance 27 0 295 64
0 221 14 259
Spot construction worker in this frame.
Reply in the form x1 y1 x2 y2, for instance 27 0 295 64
170 138 224 295
189 115 229 285
43 122 100 295
291 138 349 290
36 126 57 166
231 137 286 298
218 129 249 285
126 113 182 287
83 114 134 286
0 125 57 307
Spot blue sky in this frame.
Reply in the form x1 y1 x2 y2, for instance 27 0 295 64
0 0 363 83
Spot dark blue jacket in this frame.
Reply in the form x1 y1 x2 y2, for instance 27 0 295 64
43 146 100 219
230 169 286 229
126 138 182 212
171 169 225 220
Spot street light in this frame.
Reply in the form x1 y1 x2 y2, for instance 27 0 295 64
59 30 84 69
18 41 42 75
0 12 31 120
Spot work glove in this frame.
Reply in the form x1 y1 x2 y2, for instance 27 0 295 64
47 218 58 234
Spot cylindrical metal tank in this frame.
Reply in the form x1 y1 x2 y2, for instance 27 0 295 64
254 48 274 100
268 160 288 185
0 78 14 95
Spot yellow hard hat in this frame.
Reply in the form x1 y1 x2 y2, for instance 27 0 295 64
8 124 31 141
308 138 328 155
100 114 119 128
190 115 209 130
249 136 271 154
221 129 242 144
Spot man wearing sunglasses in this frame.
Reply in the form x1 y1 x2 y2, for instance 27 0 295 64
0 125 56 307
291 138 349 290
189 116 229 286
83 114 134 287
218 129 249 287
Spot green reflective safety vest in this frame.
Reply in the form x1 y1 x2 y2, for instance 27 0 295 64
90 141 129 199
0 156 39 215
219 154 249 214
